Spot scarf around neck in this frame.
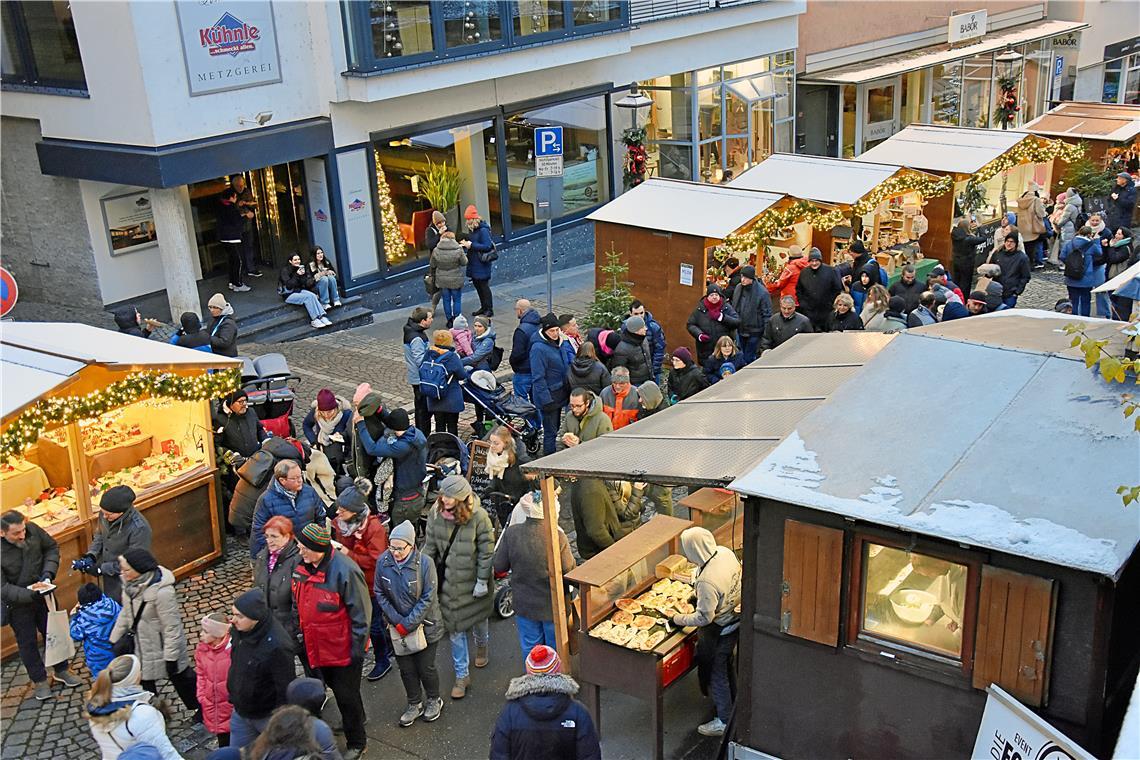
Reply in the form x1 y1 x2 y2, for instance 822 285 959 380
703 296 723 321
485 448 511 479
314 409 341 445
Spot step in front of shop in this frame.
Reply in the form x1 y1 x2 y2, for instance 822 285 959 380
237 295 374 344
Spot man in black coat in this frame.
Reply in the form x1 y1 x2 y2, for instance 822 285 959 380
609 316 653 384
761 296 813 352
888 265 925 314
993 233 1032 308
217 389 267 460
2 511 82 699
74 486 153 601
795 248 843 332
951 218 988 293
731 265 772 366
227 588 297 749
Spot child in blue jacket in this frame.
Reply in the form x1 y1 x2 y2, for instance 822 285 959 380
69 582 121 677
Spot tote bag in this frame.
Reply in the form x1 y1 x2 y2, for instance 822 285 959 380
44 593 76 667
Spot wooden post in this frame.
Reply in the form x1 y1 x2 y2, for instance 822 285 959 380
540 475 572 673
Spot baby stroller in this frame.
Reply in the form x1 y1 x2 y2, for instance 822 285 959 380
463 370 542 456
240 353 299 438
422 432 469 504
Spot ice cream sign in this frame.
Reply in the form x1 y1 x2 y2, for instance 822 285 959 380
176 1 282 96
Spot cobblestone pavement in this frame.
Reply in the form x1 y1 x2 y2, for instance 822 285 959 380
0 262 1074 759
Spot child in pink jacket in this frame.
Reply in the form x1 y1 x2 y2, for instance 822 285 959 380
450 314 474 357
195 612 233 747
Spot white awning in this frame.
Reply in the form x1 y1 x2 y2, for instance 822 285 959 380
1022 102 1140 144
729 153 907 206
587 178 784 239
800 19 1088 85
857 125 1031 175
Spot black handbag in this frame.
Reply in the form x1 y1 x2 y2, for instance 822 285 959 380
112 599 147 656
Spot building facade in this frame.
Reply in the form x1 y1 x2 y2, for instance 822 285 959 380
0 0 804 320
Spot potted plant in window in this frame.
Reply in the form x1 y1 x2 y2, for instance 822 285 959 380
416 156 461 230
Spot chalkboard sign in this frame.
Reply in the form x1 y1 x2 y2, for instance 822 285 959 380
467 440 492 499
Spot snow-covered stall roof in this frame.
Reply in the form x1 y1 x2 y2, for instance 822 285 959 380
857 125 1031 176
1022 102 1140 144
586 178 785 239
729 153 912 206
731 312 1140 579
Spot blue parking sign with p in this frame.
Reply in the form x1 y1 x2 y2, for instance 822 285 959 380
535 126 563 157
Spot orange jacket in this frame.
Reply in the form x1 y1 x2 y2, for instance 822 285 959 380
767 257 809 304
600 385 639 430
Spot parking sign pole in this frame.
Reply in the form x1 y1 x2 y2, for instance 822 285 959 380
533 125 564 314
546 218 553 312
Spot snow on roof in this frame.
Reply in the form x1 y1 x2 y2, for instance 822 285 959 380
1023 102 1140 144
587 178 784 239
728 153 905 206
731 325 1140 578
857 125 1031 175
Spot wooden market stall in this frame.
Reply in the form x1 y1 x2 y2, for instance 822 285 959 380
858 124 1079 266
729 153 951 276
727 312 1139 760
0 323 240 657
588 178 789 351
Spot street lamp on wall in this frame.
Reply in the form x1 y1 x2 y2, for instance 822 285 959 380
615 83 653 128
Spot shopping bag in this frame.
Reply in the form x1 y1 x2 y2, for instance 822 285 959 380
44 593 76 667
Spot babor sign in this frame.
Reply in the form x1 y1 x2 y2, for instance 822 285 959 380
948 9 987 45
176 0 283 97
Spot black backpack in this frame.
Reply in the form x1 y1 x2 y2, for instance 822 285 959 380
1064 239 1091 280
489 345 504 371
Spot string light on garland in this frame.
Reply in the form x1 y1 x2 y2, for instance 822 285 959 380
373 150 407 260
851 172 954 216
974 137 1085 183
0 369 240 462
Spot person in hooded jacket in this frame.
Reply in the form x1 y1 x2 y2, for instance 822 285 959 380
74 486 153 603
70 582 122 680
672 527 741 739
530 313 570 456
1108 172 1137 232
216 390 267 461
627 301 666 380
566 342 610 397
843 240 884 286
169 312 213 352
490 645 600 760
463 316 497 372
584 327 620 367
766 246 808 304
109 550 199 714
84 654 182 760
731 265 772 366
557 388 612 452
431 231 468 328
206 294 239 358
951 218 988 293
1060 225 1105 317
1057 188 1084 249
599 367 640 430
510 300 542 402
993 232 1032 308
194 613 232 747
225 588 296 750
1016 182 1049 269
423 330 466 437
760 296 813 352
686 285 740 366
609 316 653 385
113 306 158 339
827 293 864 332
846 264 877 315
795 249 843 331
666 347 708 403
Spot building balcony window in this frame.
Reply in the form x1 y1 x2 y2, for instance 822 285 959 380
343 0 628 73
1 0 87 93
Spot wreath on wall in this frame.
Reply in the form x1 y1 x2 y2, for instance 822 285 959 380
621 127 648 190
993 75 1019 128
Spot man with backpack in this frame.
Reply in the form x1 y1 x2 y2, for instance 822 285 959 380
1060 226 1105 317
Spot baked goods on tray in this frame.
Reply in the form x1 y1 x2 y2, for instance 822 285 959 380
614 598 642 614
641 630 666 651
632 615 657 630
611 610 634 626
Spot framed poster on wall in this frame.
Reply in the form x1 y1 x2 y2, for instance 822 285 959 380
101 191 158 256
175 0 282 96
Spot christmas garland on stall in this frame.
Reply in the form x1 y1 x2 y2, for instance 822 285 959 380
973 138 1085 183
0 369 240 462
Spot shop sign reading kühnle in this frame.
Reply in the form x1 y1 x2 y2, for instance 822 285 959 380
176 1 283 97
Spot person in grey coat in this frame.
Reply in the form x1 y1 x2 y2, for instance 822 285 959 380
109 549 199 714
429 231 468 328
731 265 772 366
493 490 575 660
1058 188 1083 247
74 486 153 602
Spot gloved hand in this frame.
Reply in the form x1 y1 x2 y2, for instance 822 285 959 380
165 660 182 677
698 333 711 343
71 556 98 575
39 573 54 583
395 623 410 637
473 579 489 598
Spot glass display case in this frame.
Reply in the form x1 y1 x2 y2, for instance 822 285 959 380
679 487 743 551
1 450 80 535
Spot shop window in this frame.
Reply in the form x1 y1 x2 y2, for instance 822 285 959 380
571 1 621 25
931 61 962 126
514 0 565 36
972 567 1056 707
901 70 926 126
373 121 496 268
1125 54 1140 105
370 1 435 60
642 78 693 141
1103 59 1122 103
1 0 86 89
962 54 993 129
1021 42 1049 125
780 520 843 646
504 95 610 230
841 84 857 158
723 55 770 80
855 541 970 663
443 1 503 49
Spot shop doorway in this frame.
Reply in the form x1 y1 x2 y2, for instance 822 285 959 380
189 161 311 279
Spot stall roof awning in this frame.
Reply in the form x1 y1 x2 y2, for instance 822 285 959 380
0 347 85 420
857 125 1031 175
731 311 1140 579
729 153 918 206
800 19 1088 85
1022 102 1140 143
586 178 785 239
521 332 896 487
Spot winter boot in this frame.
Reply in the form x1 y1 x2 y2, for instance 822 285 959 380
450 675 469 699
474 642 489 668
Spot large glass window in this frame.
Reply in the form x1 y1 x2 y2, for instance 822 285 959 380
373 121 496 268
1021 42 1050 124
858 542 968 661
370 1 434 60
572 1 621 25
931 60 962 126
503 95 611 229
1103 58 1123 103
514 0 565 36
443 1 503 49
1125 54 1140 105
1 0 86 89
841 84 857 157
961 54 993 128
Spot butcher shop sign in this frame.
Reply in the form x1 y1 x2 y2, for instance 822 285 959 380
176 1 282 96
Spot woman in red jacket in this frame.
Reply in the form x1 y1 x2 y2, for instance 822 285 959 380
766 247 808 304
195 612 233 747
332 478 394 682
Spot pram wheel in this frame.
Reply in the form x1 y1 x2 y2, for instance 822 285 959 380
523 429 542 456
494 583 514 619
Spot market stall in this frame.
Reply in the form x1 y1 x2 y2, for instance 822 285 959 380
858 124 1083 266
587 178 791 350
729 153 952 273
727 312 1139 760
0 323 240 658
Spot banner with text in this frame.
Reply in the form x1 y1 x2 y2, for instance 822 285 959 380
972 685 1094 760
176 0 282 96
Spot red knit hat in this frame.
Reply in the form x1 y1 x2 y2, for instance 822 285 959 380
316 389 337 411
464 204 480 220
525 645 561 675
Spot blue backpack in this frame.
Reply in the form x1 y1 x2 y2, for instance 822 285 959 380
418 351 451 400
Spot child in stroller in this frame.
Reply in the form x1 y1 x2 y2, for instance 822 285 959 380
463 370 542 455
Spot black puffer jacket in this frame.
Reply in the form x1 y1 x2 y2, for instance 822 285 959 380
567 356 610 396
667 363 709 402
609 329 653 384
226 616 295 720
795 265 843 327
827 309 865 332
218 409 266 458
686 298 740 365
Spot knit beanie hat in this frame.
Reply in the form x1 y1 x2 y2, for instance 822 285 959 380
473 315 491 331
100 485 136 513
77 582 103 606
335 478 371 514
121 548 158 574
225 389 248 407
234 588 269 621
672 346 694 365
525 645 562 675
453 314 469 330
200 613 229 640
386 407 410 431
625 315 646 333
968 290 988 303
207 293 230 310
539 312 560 332
316 389 337 411
464 204 480 220
287 677 328 717
706 283 723 296
603 330 622 351
358 391 385 418
850 239 866 255
298 522 331 553
808 247 823 261
439 474 472 501
888 296 906 313
740 265 757 280
389 520 416 547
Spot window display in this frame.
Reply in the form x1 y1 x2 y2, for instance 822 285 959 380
1 453 78 534
858 542 967 660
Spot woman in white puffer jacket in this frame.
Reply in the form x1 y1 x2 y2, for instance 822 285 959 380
84 654 183 760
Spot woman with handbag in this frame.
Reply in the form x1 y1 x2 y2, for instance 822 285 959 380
374 520 445 727
461 205 497 317
108 549 200 716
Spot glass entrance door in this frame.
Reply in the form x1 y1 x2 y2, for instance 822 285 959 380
859 78 900 154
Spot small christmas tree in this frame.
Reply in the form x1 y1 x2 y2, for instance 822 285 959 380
1060 143 1116 203
584 245 633 330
